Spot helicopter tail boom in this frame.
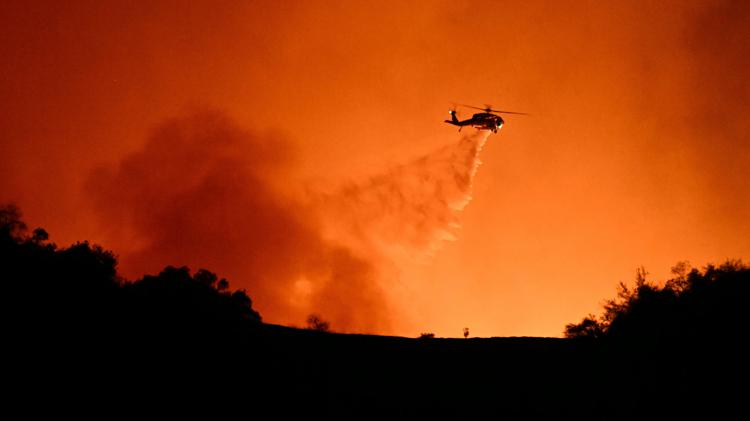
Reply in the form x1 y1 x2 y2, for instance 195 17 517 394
444 110 460 125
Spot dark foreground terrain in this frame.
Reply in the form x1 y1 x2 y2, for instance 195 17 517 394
14 320 747 419
4 205 748 418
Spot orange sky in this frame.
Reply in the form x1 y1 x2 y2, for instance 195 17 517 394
2 0 749 337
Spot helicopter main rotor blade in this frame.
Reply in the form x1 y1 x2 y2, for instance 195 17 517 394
491 110 529 115
457 103 488 111
457 103 528 115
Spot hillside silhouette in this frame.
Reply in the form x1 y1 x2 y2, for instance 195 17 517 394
3 204 748 418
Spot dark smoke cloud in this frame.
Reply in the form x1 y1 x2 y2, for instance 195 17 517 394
681 1 750 235
88 111 492 333
87 111 390 333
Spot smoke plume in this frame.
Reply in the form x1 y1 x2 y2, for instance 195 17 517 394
321 131 491 260
88 111 491 333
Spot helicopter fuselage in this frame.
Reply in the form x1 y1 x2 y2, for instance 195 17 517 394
444 111 504 133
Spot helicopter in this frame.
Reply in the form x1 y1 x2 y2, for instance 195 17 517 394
444 104 527 133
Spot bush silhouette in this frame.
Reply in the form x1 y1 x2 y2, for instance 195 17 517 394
563 315 603 339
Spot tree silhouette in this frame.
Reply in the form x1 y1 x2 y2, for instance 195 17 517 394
2 204 261 340
565 261 750 341
0 204 26 240
127 265 261 326
306 314 331 332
